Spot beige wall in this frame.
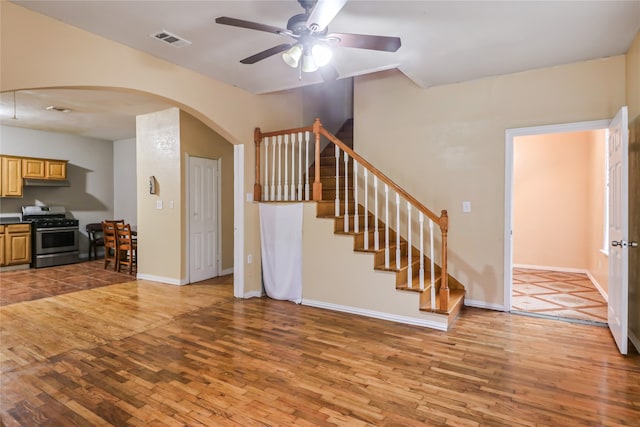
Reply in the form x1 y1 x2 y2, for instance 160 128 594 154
0 2 304 292
180 110 235 274
355 57 625 307
586 130 609 293
136 108 182 281
513 130 608 291
513 132 591 270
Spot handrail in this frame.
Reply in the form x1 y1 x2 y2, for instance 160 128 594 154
317 121 443 225
254 118 450 311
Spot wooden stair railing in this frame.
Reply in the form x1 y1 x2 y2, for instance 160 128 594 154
254 118 452 312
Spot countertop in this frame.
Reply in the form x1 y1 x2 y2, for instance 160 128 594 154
0 216 28 225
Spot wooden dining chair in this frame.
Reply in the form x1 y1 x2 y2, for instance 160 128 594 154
102 221 118 270
85 223 104 260
115 223 137 275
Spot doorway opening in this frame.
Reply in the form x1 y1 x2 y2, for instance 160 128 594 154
505 120 610 325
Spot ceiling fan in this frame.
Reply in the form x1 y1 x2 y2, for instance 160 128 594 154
215 0 401 81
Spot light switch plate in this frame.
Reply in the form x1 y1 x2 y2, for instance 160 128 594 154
156 199 163 209
462 201 471 213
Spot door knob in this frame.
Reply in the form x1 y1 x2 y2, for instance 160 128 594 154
611 240 637 248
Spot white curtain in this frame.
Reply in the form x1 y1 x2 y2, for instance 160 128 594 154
259 203 303 303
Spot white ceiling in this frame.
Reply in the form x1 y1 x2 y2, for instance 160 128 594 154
2 0 640 140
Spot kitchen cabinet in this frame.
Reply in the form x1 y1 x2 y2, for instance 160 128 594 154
45 159 67 179
1 156 23 197
22 158 46 178
0 226 5 266
2 224 31 266
22 158 67 180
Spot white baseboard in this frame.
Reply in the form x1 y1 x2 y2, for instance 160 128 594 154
514 264 587 274
464 299 506 311
629 330 640 353
514 264 609 302
220 267 234 276
301 299 448 331
136 273 187 286
585 271 608 302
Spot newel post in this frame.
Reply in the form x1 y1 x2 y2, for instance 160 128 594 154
439 209 450 311
254 127 262 202
312 118 323 201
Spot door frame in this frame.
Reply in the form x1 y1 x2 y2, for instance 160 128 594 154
186 154 222 283
233 144 245 298
504 119 611 310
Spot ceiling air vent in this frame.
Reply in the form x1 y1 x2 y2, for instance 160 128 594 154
151 30 192 48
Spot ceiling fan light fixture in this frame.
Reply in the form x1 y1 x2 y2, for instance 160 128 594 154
282 44 303 68
311 43 332 67
301 51 318 73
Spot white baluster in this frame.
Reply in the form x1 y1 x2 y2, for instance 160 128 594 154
395 193 401 270
298 132 303 201
270 136 276 201
283 134 289 201
384 184 390 269
419 213 425 290
304 131 310 201
429 219 435 310
353 161 359 233
335 145 340 217
290 134 296 201
373 176 379 251
344 151 349 232
264 138 269 201
277 135 282 201
407 203 412 289
364 169 369 250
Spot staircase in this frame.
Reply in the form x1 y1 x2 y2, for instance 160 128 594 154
253 119 465 328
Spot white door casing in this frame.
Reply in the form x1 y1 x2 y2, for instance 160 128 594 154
608 106 629 355
189 156 219 283
504 119 611 312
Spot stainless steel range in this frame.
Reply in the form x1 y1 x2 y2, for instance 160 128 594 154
22 206 79 268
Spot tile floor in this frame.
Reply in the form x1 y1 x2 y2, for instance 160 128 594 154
0 260 135 306
512 268 608 324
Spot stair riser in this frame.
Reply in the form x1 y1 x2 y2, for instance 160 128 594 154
334 214 374 233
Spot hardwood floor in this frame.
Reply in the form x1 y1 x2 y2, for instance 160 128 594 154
1 272 639 426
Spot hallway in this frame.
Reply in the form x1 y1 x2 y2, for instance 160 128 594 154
512 268 607 324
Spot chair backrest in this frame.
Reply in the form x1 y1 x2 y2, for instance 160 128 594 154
86 222 103 238
115 223 134 248
102 221 118 247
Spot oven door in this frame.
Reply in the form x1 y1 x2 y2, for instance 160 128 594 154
35 226 79 254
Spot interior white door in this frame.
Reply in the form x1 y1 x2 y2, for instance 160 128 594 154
608 106 629 355
189 156 218 283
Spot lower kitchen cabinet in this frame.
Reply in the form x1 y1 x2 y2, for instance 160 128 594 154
1 224 31 266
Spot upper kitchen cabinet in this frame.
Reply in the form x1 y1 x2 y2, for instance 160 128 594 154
22 158 45 178
1 156 23 197
22 158 67 180
45 159 67 180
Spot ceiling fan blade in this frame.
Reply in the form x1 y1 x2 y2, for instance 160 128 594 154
306 0 348 32
328 32 401 52
240 43 293 64
319 64 339 82
215 17 288 36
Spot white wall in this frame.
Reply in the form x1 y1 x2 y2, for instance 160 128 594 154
0 125 114 258
113 137 137 226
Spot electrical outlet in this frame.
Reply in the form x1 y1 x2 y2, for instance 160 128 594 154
462 201 471 213
156 200 163 209
247 254 253 264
